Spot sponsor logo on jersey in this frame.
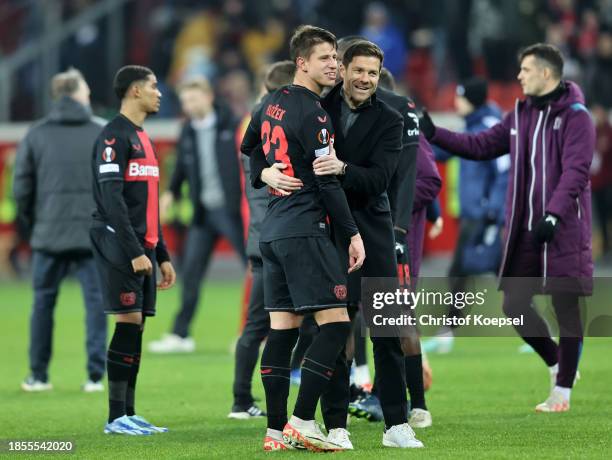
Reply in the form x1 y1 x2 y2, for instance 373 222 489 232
104 138 116 146
127 162 159 178
99 164 120 174
317 128 329 144
120 292 136 306
334 284 347 300
102 147 116 162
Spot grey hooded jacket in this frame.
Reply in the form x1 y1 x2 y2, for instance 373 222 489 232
13 96 104 253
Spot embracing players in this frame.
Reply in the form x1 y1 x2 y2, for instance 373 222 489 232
242 25 365 451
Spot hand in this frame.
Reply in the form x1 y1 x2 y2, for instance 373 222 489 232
313 145 345 176
131 254 153 276
534 213 559 244
348 234 366 273
419 110 436 140
428 217 444 239
261 163 303 196
157 261 176 290
160 191 174 222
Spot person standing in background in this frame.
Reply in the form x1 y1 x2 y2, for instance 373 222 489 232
424 77 509 354
149 77 246 353
14 69 107 393
421 44 595 412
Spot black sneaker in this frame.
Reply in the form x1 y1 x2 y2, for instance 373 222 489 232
228 403 266 419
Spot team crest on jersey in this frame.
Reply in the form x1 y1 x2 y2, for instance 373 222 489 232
104 138 116 146
317 128 330 145
334 284 347 300
102 147 116 162
120 292 136 306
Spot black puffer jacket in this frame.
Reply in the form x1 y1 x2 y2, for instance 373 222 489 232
13 97 104 253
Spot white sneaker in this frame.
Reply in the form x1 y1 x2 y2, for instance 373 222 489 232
535 388 570 413
82 380 104 393
408 408 432 428
327 428 353 450
283 417 343 452
382 423 424 448
21 377 52 392
148 333 195 353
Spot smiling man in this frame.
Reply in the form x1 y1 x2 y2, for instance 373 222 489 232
243 25 365 452
312 40 423 449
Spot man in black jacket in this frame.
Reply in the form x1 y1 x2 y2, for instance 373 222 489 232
13 68 107 392
148 77 246 353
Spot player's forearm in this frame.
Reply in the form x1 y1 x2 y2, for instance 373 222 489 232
99 181 145 260
155 221 171 264
317 179 359 241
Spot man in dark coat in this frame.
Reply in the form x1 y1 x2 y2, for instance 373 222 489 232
148 77 246 353
421 43 595 412
13 68 107 392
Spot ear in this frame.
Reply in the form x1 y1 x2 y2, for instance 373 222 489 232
296 56 307 73
339 63 346 80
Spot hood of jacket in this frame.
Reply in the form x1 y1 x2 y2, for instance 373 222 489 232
47 96 92 123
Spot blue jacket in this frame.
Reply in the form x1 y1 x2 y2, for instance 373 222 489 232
436 103 509 223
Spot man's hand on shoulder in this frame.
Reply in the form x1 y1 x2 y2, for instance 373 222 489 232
313 142 346 176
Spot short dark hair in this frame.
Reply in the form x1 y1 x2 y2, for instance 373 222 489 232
337 35 367 60
113 65 154 100
264 60 296 92
289 25 336 62
378 67 395 91
342 40 384 69
518 43 564 79
51 68 85 99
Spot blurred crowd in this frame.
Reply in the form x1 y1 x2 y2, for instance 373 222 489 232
1 0 611 119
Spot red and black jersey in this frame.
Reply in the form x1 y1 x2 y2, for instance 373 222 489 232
91 114 169 263
241 85 358 243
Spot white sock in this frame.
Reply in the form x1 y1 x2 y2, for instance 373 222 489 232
289 415 313 429
266 428 283 439
354 365 371 386
548 363 559 375
553 385 571 401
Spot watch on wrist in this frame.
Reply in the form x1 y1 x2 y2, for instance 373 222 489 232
341 162 348 175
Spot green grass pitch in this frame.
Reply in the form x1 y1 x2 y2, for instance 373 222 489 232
1 280 611 459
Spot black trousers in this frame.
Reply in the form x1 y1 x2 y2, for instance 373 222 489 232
172 209 247 337
232 257 269 406
322 205 408 428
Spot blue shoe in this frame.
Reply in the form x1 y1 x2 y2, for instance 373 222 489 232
348 393 383 422
129 415 168 433
104 415 153 435
290 369 301 386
